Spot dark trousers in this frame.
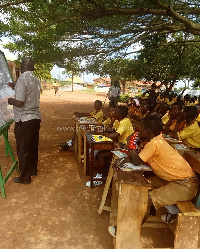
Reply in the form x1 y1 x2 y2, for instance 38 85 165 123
14 119 41 182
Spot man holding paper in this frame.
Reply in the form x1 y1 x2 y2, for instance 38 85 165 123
7 57 41 184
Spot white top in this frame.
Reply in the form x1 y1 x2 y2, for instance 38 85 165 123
14 71 41 122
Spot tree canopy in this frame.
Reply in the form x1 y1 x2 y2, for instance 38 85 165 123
1 0 200 86
1 1 200 62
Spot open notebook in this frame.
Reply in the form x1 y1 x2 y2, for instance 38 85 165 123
91 135 112 142
120 163 152 171
111 150 128 158
111 150 152 171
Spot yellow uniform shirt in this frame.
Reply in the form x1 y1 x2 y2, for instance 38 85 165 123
139 135 195 181
113 120 120 130
102 117 111 125
165 97 177 105
186 100 199 106
115 118 134 144
178 121 200 148
102 118 119 132
196 114 200 123
90 110 104 123
161 111 169 125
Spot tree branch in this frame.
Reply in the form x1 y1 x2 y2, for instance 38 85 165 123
0 0 32 8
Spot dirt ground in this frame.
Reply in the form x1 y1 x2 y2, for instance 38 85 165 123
0 89 175 249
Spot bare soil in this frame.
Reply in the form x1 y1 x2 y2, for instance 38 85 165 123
0 89 174 249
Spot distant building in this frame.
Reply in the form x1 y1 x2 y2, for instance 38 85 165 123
6 56 20 82
93 77 111 86
125 80 163 95
65 76 84 84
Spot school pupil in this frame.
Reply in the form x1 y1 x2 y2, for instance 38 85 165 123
90 100 104 123
173 106 200 148
53 81 59 95
109 115 198 236
85 105 134 187
163 102 185 134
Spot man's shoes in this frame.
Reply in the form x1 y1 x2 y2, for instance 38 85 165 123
108 226 117 238
13 177 31 184
161 212 177 224
86 173 103 187
31 172 37 177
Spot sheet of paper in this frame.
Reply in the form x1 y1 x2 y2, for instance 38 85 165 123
111 150 128 158
0 51 14 127
120 162 152 171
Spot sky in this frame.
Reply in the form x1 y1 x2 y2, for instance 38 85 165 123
50 65 99 83
0 38 98 83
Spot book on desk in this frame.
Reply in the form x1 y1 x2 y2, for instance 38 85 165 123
120 163 152 172
91 135 113 142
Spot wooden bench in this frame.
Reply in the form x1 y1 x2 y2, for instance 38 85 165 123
99 150 200 248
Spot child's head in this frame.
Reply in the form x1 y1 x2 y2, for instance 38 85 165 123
158 103 169 116
113 105 128 120
108 106 117 118
141 103 150 115
94 100 102 111
183 106 198 124
127 97 136 107
139 115 163 142
169 102 182 119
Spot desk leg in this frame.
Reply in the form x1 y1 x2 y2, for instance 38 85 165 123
83 134 87 174
98 160 114 214
116 183 148 249
74 120 78 154
90 145 94 188
85 139 89 176
78 130 82 164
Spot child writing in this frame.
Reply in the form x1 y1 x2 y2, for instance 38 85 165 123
109 115 198 237
86 105 134 187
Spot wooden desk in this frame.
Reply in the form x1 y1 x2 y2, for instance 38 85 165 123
111 170 150 249
74 118 104 165
183 150 200 174
74 117 96 155
85 132 114 188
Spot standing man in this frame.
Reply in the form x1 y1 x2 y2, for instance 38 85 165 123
8 57 41 184
108 78 121 107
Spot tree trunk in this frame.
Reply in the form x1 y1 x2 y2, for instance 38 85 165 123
122 80 126 95
72 73 74 92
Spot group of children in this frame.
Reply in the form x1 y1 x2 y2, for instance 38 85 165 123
62 91 200 236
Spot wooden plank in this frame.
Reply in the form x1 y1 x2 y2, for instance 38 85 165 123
176 201 200 215
98 163 114 214
110 179 118 226
174 213 200 249
142 222 168 228
142 215 168 228
116 183 148 249
117 170 151 187
102 206 111 212
145 216 164 223
183 151 200 174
